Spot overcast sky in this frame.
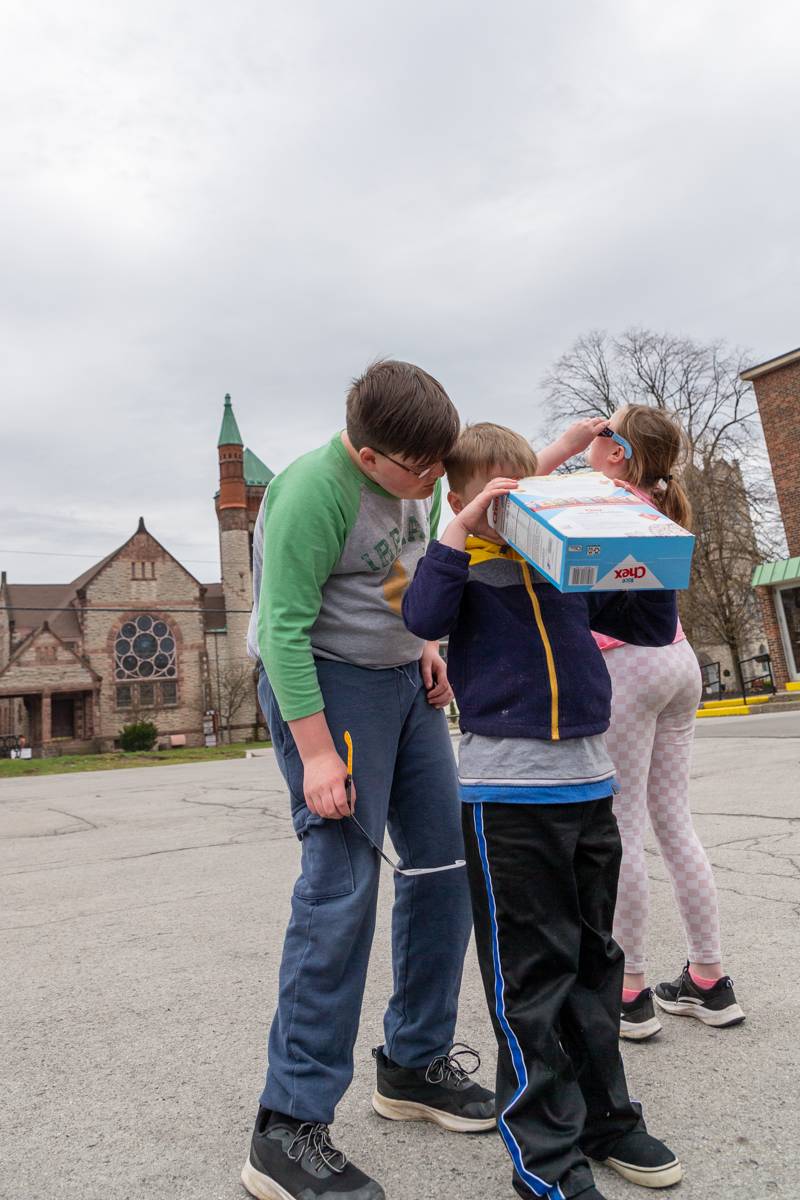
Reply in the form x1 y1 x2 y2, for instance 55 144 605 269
2 1 798 584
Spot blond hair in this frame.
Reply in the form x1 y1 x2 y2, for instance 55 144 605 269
616 405 692 528
444 422 539 492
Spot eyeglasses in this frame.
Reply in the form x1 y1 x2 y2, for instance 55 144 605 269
375 450 437 479
343 731 465 877
597 426 633 459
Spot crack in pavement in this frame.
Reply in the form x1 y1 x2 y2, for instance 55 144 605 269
0 826 297 880
649 865 800 911
2 889 220 932
694 812 800 823
177 793 290 821
0 808 100 841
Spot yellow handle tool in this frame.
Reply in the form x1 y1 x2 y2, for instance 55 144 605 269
341 729 465 877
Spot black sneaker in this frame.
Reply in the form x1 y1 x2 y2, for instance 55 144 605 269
241 1108 385 1200
371 1043 496 1132
654 963 746 1028
600 1128 683 1189
620 988 662 1041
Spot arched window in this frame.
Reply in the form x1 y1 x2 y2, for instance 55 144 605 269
114 616 178 710
115 615 176 680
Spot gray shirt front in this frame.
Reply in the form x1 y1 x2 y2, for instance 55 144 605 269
458 731 615 787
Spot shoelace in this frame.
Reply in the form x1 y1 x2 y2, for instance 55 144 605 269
286 1123 347 1174
425 1043 481 1087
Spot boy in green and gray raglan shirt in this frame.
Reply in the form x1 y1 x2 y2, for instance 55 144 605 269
241 361 494 1200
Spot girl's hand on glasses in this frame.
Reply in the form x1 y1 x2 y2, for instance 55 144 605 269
560 416 609 455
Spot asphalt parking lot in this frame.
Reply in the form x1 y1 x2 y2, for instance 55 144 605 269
2 726 799 1199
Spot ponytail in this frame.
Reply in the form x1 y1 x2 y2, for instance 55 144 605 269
615 405 693 531
652 476 692 529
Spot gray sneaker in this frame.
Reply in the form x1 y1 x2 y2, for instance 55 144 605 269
654 963 745 1027
241 1108 385 1200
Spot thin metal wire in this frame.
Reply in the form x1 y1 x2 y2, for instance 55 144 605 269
0 606 251 614
0 548 219 564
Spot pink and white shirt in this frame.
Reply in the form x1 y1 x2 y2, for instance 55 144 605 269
593 482 685 653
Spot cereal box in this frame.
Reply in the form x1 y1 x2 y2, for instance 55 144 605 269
489 472 694 592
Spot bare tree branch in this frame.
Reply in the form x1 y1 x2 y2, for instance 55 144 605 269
216 661 256 744
540 328 784 681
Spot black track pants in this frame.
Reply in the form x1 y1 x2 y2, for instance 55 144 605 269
462 798 643 1200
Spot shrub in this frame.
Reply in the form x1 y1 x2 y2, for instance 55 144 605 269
119 721 158 752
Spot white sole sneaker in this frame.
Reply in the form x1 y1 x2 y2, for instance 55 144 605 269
604 1153 684 1188
241 1159 294 1200
654 994 746 1027
620 1014 663 1041
371 1090 496 1132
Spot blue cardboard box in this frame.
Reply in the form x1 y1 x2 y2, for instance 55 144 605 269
489 472 694 592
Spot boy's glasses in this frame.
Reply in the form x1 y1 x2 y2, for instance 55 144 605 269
375 450 437 479
343 731 466 877
597 426 633 459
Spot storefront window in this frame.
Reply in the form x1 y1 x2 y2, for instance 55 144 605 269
779 586 800 676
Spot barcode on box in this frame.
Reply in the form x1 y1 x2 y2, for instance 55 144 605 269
568 566 597 587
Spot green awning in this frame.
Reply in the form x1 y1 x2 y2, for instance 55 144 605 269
751 556 800 587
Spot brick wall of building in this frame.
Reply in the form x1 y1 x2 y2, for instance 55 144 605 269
0 575 10 737
749 360 800 557
0 576 9 673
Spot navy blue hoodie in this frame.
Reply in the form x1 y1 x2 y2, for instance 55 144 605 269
403 538 678 741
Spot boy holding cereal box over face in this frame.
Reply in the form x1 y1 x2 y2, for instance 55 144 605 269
403 422 684 1200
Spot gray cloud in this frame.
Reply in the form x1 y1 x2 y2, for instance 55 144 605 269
2 0 798 583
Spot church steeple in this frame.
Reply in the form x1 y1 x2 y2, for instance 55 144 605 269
217 393 243 447
215 394 253 692
217 393 246 512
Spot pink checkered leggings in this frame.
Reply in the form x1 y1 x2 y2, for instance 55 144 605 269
604 639 722 974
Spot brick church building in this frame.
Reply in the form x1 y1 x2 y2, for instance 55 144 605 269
743 346 800 687
0 396 273 754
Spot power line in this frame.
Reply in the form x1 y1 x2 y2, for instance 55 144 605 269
0 547 219 564
0 606 252 615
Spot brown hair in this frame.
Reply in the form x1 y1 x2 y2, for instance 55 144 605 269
346 359 460 464
615 404 692 528
444 422 539 492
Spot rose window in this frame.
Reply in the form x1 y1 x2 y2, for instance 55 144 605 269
115 616 177 681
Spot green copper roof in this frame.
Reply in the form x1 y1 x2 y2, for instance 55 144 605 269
217 393 243 447
243 448 275 487
751 556 800 587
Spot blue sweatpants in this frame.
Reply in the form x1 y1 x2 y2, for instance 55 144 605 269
257 658 473 1124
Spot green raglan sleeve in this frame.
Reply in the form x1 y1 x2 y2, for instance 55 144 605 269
429 478 443 541
257 459 357 722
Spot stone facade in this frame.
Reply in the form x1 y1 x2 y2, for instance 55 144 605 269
0 397 273 755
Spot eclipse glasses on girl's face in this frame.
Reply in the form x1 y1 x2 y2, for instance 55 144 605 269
597 426 633 459
342 731 466 878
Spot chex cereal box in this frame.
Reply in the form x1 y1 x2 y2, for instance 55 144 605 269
489 471 694 592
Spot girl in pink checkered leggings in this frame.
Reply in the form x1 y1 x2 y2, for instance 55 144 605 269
538 406 745 1039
